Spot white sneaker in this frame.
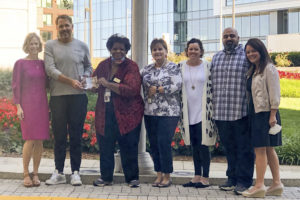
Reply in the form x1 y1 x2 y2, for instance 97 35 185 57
45 170 66 185
70 171 82 186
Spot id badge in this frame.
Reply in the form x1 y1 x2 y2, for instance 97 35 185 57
104 89 111 102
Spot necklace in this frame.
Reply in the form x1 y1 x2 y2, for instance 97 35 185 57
187 60 202 90
188 66 196 90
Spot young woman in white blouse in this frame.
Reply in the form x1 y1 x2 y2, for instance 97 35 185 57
181 38 217 188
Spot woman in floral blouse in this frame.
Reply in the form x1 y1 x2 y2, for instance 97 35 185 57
141 38 182 188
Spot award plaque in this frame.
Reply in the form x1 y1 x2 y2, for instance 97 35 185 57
82 77 99 90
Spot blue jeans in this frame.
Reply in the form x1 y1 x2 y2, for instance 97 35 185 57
50 94 88 173
144 115 179 174
216 116 254 187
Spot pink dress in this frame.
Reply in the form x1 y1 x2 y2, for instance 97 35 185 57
12 59 49 140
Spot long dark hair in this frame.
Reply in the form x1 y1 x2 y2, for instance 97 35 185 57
245 38 272 74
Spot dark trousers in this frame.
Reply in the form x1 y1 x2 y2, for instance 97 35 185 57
215 116 254 187
144 115 179 174
189 122 211 177
50 94 88 173
97 108 141 183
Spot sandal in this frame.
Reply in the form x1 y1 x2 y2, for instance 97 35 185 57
23 173 33 187
152 181 161 187
32 173 41 187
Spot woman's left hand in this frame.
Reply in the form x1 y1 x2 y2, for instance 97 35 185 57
269 115 277 127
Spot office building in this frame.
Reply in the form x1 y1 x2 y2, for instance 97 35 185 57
73 0 300 60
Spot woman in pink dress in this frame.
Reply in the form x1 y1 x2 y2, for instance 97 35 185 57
12 33 49 187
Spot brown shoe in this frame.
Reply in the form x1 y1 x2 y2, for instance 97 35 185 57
23 173 33 187
32 173 41 187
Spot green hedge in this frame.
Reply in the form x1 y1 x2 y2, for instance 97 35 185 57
270 52 300 67
0 69 12 98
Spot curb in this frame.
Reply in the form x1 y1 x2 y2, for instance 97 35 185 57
0 172 299 187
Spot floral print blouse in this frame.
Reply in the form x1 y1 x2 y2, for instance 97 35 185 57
141 61 182 116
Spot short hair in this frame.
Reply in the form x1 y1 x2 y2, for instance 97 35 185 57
150 38 168 52
56 15 72 25
185 38 204 58
106 34 131 53
245 38 272 74
22 33 43 54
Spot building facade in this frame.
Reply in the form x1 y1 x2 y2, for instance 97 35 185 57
73 0 300 60
37 0 74 42
0 0 38 68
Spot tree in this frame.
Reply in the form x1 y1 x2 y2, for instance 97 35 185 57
167 52 188 64
62 0 73 9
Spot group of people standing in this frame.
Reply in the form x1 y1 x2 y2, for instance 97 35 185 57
12 14 283 198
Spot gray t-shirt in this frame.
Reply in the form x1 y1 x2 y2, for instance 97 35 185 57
44 39 93 96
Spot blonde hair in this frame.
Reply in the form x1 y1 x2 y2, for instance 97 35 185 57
22 33 43 54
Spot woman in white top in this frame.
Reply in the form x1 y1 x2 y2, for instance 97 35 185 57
181 38 217 188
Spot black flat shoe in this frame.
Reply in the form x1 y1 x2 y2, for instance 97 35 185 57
182 181 196 187
152 182 160 187
195 182 210 188
158 180 172 188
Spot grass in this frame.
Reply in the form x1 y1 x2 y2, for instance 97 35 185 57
279 97 300 137
277 97 300 165
280 79 300 98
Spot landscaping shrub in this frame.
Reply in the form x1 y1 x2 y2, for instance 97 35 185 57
0 98 23 153
270 51 300 67
277 134 300 165
288 52 300 66
0 69 12 98
275 53 292 67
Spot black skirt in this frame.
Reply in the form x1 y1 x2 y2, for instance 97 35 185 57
250 111 282 148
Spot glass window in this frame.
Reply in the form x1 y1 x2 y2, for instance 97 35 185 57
224 17 232 29
208 18 217 40
250 15 259 36
235 17 242 36
187 0 192 11
38 0 52 8
41 31 52 42
199 0 207 10
288 11 299 33
200 19 208 40
241 16 250 37
43 14 52 26
260 14 269 36
191 0 200 11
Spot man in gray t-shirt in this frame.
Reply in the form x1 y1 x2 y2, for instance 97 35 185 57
44 15 92 186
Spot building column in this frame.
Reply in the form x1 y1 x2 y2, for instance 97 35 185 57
115 0 154 175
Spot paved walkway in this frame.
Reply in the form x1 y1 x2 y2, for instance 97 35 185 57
0 157 299 199
0 179 299 199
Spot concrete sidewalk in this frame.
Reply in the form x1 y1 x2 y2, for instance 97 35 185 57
0 157 299 186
